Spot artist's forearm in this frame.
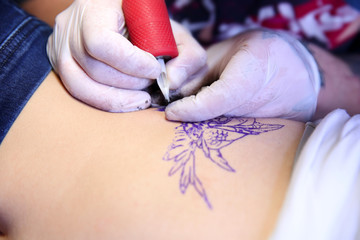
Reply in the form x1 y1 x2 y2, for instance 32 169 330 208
337 53 360 77
307 43 360 119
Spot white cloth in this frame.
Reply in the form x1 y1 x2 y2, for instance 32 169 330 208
270 109 360 240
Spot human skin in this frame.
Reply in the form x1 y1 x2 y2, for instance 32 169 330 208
20 0 73 26
2 2 356 238
307 42 360 119
0 71 305 239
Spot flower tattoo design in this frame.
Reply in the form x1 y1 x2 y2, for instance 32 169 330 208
163 117 284 209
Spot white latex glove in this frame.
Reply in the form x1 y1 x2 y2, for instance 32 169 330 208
165 20 208 91
47 0 207 112
165 29 321 122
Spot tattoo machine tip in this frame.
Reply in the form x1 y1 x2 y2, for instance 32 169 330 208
122 0 179 102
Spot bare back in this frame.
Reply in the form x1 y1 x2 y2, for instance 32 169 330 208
0 72 305 240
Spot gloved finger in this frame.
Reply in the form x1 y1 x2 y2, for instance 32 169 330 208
166 81 235 122
166 51 265 122
72 47 154 90
169 35 244 100
59 55 152 112
78 5 161 80
166 21 207 90
168 64 209 100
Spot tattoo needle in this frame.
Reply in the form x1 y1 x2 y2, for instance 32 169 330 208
122 0 179 102
157 57 170 101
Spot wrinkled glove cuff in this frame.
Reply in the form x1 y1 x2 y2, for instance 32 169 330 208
275 29 322 120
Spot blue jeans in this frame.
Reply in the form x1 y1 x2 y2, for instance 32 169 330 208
0 0 52 144
347 0 360 10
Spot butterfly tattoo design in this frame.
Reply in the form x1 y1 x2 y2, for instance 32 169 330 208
163 117 284 209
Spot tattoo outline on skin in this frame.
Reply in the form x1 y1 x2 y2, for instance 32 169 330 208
163 117 284 209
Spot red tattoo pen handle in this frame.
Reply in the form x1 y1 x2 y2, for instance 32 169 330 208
122 0 179 101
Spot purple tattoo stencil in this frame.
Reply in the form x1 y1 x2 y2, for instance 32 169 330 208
163 117 284 209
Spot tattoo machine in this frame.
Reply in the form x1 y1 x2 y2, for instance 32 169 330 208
122 0 179 102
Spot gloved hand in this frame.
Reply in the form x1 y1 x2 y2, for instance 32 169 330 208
165 29 321 122
47 0 206 112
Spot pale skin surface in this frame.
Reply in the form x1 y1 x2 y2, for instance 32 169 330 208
0 71 305 240
20 0 73 26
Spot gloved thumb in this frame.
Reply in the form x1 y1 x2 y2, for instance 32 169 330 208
165 81 233 122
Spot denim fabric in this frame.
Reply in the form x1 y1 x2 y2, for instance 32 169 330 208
10 0 28 5
346 0 360 10
0 0 52 144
